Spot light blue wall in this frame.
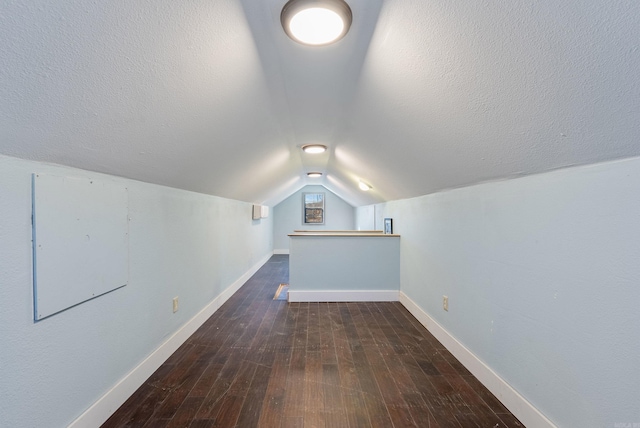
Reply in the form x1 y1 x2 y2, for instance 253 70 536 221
272 185 355 252
289 235 399 291
355 204 376 230
356 157 640 427
0 154 273 427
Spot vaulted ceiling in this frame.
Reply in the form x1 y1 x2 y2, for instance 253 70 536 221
2 0 639 207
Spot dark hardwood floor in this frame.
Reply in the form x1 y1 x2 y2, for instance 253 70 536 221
102 255 523 428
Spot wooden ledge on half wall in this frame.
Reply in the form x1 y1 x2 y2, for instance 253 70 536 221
289 230 400 237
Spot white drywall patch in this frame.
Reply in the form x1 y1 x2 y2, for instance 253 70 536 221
32 174 128 320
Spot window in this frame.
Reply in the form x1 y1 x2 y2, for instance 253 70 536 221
303 192 325 224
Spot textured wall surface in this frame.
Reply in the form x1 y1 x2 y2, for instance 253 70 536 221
0 154 273 427
358 157 640 427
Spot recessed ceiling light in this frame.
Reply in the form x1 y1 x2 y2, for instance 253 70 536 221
301 144 327 154
359 180 372 191
281 0 352 46
307 172 323 177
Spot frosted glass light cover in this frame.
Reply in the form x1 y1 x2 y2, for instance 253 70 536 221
302 144 327 153
289 8 345 45
359 181 371 191
281 0 352 46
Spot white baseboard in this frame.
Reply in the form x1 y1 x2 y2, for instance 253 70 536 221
68 253 272 428
273 249 289 255
399 292 556 428
288 289 399 302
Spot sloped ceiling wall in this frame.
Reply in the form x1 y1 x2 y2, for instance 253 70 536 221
1 0 639 207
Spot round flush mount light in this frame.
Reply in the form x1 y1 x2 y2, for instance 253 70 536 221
281 0 353 46
301 144 327 154
358 180 372 191
307 172 323 177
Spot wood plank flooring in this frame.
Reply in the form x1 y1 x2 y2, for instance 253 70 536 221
102 255 524 427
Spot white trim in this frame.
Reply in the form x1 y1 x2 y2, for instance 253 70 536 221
288 289 399 302
399 292 557 428
68 253 272 428
273 249 289 255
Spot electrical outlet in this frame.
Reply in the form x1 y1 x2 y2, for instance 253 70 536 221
443 295 449 311
173 297 179 313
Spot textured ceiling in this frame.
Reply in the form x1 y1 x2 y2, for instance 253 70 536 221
1 0 639 207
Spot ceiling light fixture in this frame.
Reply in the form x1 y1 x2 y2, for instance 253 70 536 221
281 0 353 46
359 181 372 191
301 144 327 154
307 172 323 177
